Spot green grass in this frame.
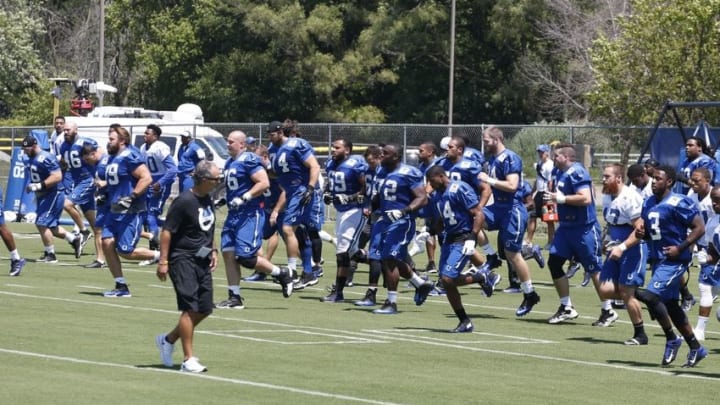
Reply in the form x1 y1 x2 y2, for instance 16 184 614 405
1 220 719 404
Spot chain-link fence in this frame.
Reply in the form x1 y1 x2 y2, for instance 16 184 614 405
0 123 653 185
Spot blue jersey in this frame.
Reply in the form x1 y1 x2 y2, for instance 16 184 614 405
177 141 206 175
463 146 485 166
23 150 63 193
270 137 316 192
520 180 533 200
224 151 265 211
326 155 368 212
642 192 699 263
430 180 479 237
679 154 718 194
378 164 424 214
555 162 597 227
59 137 98 181
106 146 146 212
433 157 482 193
486 148 524 207
264 177 283 212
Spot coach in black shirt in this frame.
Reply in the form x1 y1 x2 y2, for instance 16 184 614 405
154 160 220 373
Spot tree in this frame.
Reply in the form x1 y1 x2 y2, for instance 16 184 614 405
0 0 45 118
588 0 720 126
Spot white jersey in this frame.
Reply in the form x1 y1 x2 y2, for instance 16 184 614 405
630 180 653 200
602 185 643 242
535 159 554 192
49 130 65 159
704 214 720 252
140 140 175 182
689 190 713 247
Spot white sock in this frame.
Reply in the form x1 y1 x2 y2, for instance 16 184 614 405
229 285 241 296
387 291 398 303
696 316 709 332
9 249 20 260
45 245 55 254
481 243 497 255
270 266 281 276
560 296 572 307
409 273 426 288
287 257 298 272
521 280 534 294
114 277 126 285
601 300 612 311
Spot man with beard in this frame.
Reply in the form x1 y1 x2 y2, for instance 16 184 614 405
101 126 156 297
478 126 540 316
59 121 95 248
372 144 434 314
597 163 649 343
22 135 82 262
677 136 718 195
634 165 707 367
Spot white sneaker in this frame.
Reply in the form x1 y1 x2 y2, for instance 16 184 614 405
694 328 706 341
155 334 175 367
548 305 579 324
181 357 207 373
139 257 159 266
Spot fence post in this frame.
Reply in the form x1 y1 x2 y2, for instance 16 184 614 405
403 125 407 163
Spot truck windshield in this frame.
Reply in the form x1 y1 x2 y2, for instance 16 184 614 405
203 136 229 159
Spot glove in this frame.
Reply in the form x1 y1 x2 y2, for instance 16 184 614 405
697 250 708 265
95 193 107 206
336 194 350 205
385 209 406 222
27 183 43 192
229 192 253 209
323 191 333 205
300 186 315 206
462 239 476 255
117 196 133 209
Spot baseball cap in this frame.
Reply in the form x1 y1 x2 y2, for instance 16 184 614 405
247 136 256 145
180 130 192 138
21 135 37 147
439 136 451 151
267 121 283 133
536 144 550 153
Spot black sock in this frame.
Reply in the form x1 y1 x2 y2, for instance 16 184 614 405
684 335 701 350
336 276 347 294
454 307 468 322
633 321 646 337
663 326 676 340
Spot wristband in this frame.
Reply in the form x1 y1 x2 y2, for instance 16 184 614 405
211 248 218 254
159 260 169 265
556 194 566 204
618 243 627 252
242 191 253 201
487 178 497 187
40 182 46 191
130 191 139 200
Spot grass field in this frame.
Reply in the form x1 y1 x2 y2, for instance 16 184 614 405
2 220 720 404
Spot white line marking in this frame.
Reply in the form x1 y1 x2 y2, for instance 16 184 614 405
147 284 173 289
1 290 718 380
4 283 36 289
198 329 384 345
367 329 555 344
0 348 406 405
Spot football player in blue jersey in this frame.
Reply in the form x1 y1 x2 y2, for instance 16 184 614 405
372 144 434 314
541 143 610 324
478 126 540 317
267 120 322 289
140 124 178 250
81 143 109 268
633 165 707 367
22 135 82 262
177 131 206 193
417 141 441 273
60 121 97 250
321 139 368 303
215 131 293 309
426 166 498 332
101 126 157 297
676 136 718 195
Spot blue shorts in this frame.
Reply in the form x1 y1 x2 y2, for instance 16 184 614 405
147 185 172 216
377 218 415 261
262 209 284 240
70 177 96 212
35 190 65 228
439 242 472 279
306 191 325 231
102 213 143 254
222 210 264 259
483 204 527 252
647 261 688 301
283 187 316 227
549 223 602 273
368 220 384 261
61 173 73 196
599 243 647 286
699 263 720 287
95 205 109 229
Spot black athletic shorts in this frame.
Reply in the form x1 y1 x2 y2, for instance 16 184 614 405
169 257 214 314
530 192 544 218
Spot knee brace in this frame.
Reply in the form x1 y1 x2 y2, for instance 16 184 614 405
369 259 383 284
548 254 566 279
336 252 351 268
236 256 258 269
635 289 668 320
